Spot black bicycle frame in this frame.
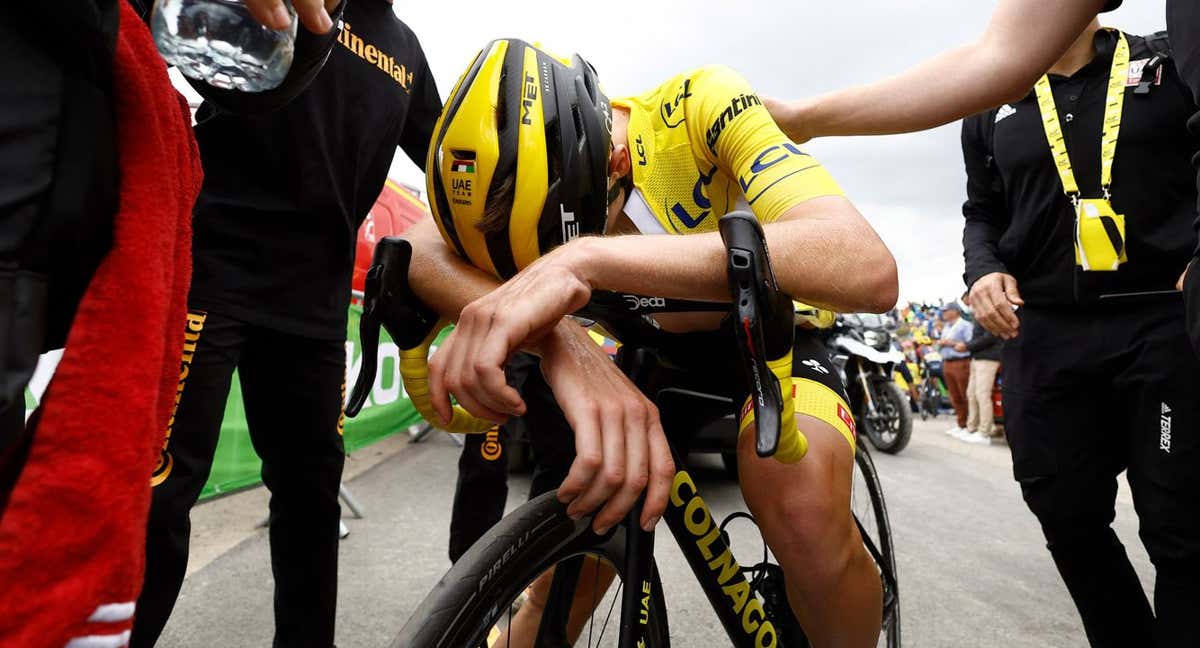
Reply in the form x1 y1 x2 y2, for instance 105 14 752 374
611 344 784 648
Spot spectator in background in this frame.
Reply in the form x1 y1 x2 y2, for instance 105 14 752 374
961 316 1003 445
937 303 973 438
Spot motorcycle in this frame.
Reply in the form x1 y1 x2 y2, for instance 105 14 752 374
915 347 953 420
822 313 913 454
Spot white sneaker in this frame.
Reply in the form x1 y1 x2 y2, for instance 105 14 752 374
962 431 993 445
944 426 968 439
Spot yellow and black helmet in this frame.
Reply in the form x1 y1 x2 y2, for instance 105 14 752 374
427 39 613 279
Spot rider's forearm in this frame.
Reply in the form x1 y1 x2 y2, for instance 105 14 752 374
568 196 897 313
776 0 1104 140
406 217 500 320
406 216 587 352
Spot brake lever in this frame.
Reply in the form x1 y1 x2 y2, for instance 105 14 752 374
719 212 787 459
345 237 440 418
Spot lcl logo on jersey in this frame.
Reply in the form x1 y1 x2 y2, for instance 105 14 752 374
738 143 813 202
670 164 718 229
660 79 692 128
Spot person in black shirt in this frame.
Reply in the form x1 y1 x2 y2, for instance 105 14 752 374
960 21 1200 645
131 2 442 646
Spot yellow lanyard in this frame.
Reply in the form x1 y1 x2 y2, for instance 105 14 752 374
1033 30 1130 202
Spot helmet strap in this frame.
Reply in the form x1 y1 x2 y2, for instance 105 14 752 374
606 171 633 206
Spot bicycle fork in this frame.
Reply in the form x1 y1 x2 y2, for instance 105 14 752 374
617 499 656 648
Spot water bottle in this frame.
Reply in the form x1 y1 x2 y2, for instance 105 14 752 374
152 0 297 92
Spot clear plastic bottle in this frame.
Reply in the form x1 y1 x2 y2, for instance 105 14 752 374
152 0 297 92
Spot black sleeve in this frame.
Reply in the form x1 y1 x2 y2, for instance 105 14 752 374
185 0 346 116
398 41 442 170
961 114 1010 289
966 328 998 353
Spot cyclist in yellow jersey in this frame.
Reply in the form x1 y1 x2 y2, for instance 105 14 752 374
406 40 897 647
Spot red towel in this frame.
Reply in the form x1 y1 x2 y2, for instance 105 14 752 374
0 3 200 646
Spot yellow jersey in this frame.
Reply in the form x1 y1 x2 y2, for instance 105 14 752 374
614 65 843 235
613 67 852 456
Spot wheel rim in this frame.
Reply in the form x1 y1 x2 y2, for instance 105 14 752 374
463 551 636 648
851 448 900 647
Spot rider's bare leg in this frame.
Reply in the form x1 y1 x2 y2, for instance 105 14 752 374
738 416 882 648
492 556 617 647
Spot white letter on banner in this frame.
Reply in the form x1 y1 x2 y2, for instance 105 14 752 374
373 342 400 405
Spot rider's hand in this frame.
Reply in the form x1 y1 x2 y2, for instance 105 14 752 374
763 96 813 144
954 342 967 352
1178 259 1194 291
429 242 595 423
968 272 1023 340
245 0 338 34
537 323 675 534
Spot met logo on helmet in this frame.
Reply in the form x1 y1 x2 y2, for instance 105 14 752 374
521 72 538 126
561 205 579 242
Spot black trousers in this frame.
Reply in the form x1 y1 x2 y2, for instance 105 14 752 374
132 310 346 648
448 353 574 563
1002 300 1200 648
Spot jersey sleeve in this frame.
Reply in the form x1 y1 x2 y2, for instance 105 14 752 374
686 65 843 222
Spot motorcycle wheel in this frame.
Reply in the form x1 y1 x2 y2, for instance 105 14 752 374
861 380 913 454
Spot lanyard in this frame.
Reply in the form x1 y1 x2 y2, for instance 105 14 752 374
1033 30 1130 202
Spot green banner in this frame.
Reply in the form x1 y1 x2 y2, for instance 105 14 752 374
199 307 447 498
23 307 447 500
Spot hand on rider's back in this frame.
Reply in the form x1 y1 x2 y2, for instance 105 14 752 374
968 272 1023 340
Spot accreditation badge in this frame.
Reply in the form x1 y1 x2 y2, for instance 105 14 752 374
1074 198 1127 271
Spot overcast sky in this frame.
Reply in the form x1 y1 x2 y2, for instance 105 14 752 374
381 0 1169 302
176 1 1170 303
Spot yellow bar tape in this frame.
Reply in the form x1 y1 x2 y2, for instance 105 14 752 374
399 321 495 434
1033 30 1130 198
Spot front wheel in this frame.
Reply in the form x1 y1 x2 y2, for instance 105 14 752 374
860 380 913 454
852 445 901 647
394 492 670 648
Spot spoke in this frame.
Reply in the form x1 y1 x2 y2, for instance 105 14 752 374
594 579 623 645
588 556 598 647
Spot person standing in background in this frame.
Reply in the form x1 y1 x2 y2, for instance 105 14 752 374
962 316 1003 445
937 303 973 437
132 1 442 645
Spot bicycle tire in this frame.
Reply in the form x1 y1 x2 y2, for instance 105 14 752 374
853 445 901 647
393 491 671 648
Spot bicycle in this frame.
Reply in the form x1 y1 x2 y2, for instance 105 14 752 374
348 213 900 647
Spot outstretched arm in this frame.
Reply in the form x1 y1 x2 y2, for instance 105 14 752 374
768 0 1107 142
560 196 897 313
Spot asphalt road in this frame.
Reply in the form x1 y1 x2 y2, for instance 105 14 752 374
158 419 1152 647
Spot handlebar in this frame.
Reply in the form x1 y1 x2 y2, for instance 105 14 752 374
345 238 492 433
346 212 800 461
